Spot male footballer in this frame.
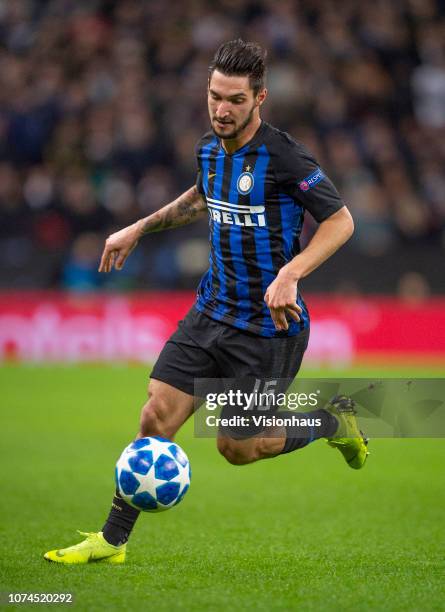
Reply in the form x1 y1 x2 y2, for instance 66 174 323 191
44 39 368 564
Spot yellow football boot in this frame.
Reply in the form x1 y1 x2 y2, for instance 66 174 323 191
44 531 126 564
324 395 369 469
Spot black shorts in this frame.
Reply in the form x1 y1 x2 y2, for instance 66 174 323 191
151 306 309 396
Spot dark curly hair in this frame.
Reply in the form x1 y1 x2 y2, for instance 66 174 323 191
208 39 267 95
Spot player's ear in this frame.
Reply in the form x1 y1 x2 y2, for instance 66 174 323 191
256 88 267 106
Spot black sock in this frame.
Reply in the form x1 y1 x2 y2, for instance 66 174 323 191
280 409 338 454
102 490 140 546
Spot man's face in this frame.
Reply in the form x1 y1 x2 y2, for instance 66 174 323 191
208 70 265 140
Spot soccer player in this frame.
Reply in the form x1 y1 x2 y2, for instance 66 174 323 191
44 40 368 564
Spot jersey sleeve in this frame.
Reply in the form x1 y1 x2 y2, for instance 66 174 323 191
194 137 206 197
196 168 204 196
273 136 344 223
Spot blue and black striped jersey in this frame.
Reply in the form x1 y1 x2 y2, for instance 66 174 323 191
195 121 344 338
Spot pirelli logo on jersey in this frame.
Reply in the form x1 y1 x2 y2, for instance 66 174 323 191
206 196 266 227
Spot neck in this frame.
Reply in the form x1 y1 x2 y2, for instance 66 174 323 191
221 114 262 154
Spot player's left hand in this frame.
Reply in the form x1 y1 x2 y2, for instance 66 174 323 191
264 268 302 331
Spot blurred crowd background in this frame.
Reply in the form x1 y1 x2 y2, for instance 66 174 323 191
0 0 444 295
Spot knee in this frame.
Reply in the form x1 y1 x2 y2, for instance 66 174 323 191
216 437 257 466
139 387 172 439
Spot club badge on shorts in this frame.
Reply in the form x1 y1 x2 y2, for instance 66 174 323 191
237 172 254 195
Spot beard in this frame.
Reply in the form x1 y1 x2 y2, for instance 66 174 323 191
211 103 256 140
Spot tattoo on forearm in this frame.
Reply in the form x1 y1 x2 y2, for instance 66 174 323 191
141 186 206 234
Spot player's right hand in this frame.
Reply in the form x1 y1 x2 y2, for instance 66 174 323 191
98 221 143 273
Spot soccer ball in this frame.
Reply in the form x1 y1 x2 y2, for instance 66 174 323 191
115 436 191 512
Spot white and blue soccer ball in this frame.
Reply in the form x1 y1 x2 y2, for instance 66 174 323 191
115 436 191 512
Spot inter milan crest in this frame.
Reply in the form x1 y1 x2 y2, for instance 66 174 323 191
237 171 254 195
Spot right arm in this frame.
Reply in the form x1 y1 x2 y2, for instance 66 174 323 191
99 185 206 273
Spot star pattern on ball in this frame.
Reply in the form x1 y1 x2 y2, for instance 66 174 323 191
116 437 191 512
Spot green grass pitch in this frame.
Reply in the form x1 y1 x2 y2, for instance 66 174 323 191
1 364 444 611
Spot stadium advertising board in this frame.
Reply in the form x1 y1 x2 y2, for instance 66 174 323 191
0 292 443 364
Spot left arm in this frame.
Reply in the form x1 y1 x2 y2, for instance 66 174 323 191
264 206 354 331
